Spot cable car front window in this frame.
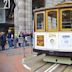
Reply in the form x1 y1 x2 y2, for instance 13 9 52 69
48 11 57 31
62 10 72 29
37 13 44 29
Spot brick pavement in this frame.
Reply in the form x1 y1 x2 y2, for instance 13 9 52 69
0 47 33 72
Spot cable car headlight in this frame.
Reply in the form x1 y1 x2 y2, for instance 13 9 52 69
50 39 54 44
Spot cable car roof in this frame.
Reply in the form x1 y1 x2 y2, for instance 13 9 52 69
33 2 72 12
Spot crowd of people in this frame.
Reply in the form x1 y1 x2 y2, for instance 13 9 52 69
0 30 14 50
15 32 32 48
0 30 33 51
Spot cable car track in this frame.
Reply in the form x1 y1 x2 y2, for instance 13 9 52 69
44 64 60 72
22 54 72 72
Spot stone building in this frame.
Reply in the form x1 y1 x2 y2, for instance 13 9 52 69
14 0 32 35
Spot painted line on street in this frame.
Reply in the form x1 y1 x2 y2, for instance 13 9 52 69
23 64 31 71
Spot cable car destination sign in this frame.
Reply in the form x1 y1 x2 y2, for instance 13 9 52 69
0 0 10 9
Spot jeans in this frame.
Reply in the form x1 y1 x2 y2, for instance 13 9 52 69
8 38 13 48
2 44 5 50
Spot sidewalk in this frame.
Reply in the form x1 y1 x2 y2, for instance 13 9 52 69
0 47 32 72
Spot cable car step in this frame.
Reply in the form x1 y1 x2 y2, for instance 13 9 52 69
43 55 72 65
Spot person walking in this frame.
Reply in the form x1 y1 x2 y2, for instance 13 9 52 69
1 32 6 50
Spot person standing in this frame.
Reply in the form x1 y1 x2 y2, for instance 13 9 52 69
14 34 18 48
1 32 6 50
7 30 13 49
0 32 2 50
18 32 24 47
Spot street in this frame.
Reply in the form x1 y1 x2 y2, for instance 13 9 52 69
0 47 32 72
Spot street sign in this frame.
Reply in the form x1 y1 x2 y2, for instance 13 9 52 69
0 0 10 9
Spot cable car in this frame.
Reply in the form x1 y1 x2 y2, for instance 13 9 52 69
33 2 72 57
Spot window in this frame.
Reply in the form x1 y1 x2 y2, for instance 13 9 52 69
46 10 58 32
37 13 44 29
35 12 45 32
60 9 72 31
62 10 72 29
24 3 26 10
24 0 26 2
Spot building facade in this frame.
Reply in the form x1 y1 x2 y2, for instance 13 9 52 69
0 0 14 33
45 0 72 7
14 0 32 36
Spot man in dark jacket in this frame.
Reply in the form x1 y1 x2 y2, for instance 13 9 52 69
1 32 6 50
